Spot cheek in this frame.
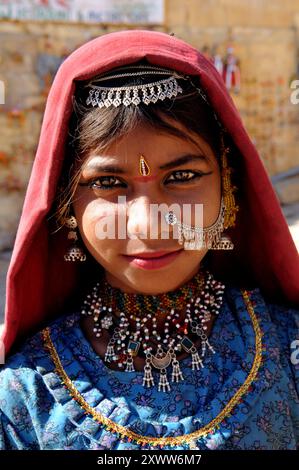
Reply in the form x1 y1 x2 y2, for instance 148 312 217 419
77 200 126 246
74 195 113 222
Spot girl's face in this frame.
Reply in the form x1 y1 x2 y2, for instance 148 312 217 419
73 118 221 294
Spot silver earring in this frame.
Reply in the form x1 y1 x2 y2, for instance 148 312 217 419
63 215 87 262
164 197 234 250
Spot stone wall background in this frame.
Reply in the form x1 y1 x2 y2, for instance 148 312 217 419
1 0 299 253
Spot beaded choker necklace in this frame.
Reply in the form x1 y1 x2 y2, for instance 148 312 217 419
81 269 225 393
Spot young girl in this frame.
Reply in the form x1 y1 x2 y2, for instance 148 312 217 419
0 30 298 450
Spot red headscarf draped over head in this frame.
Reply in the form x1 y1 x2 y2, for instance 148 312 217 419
2 30 299 355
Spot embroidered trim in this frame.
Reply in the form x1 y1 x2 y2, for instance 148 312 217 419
42 289 264 449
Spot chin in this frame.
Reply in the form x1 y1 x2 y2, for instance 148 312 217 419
123 271 185 294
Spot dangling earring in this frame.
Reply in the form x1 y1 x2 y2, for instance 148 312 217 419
164 133 239 251
220 134 239 231
63 215 87 262
207 134 239 249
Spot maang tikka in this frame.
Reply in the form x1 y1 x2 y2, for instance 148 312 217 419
164 133 239 250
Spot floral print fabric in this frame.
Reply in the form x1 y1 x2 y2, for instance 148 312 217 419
0 286 298 450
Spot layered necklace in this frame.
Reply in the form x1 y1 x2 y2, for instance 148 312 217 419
80 269 225 393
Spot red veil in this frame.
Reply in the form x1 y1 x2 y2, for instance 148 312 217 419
2 30 299 355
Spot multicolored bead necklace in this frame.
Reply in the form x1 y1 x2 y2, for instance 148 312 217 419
80 269 225 393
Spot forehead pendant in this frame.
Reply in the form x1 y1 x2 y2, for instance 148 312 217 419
139 155 151 176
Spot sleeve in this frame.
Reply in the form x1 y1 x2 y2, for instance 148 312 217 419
0 361 42 450
267 302 299 446
267 302 299 393
0 325 68 451
0 409 27 450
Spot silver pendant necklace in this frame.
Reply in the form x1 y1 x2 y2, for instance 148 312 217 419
80 270 225 393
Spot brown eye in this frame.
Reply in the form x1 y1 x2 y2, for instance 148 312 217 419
165 170 206 184
79 176 127 190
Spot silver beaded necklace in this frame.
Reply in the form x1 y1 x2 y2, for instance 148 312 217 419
81 270 225 393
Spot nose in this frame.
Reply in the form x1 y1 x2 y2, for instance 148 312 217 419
127 196 159 240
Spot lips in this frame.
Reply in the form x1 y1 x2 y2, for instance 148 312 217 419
122 249 183 270
124 250 181 259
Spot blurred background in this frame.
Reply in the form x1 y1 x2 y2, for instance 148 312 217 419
0 0 299 331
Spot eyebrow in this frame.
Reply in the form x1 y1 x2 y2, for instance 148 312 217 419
159 153 208 170
83 153 208 174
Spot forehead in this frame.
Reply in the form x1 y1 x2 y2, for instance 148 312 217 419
81 119 217 168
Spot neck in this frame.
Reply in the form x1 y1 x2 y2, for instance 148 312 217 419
79 268 225 372
101 269 206 314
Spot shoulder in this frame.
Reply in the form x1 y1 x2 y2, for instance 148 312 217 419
224 283 299 328
227 284 299 335
0 312 80 449
245 286 299 352
0 312 80 383
0 327 47 394
263 296 299 378
1 311 79 369
0 329 46 449
223 284 299 359
0 314 77 416
265 297 299 334
225 284 299 387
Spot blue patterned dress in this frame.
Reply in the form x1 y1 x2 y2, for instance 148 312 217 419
0 286 298 450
